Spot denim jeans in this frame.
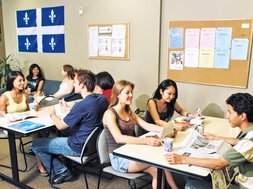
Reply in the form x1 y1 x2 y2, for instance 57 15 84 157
31 137 80 176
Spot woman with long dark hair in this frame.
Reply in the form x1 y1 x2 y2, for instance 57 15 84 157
143 79 191 131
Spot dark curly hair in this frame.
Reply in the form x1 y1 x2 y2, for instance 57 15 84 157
226 93 253 122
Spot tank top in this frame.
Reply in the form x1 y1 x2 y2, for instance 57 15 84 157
104 108 136 153
4 91 27 113
143 98 174 124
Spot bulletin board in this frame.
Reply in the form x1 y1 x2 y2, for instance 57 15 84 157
88 23 129 60
168 19 253 88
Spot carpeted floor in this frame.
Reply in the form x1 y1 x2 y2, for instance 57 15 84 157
0 137 153 189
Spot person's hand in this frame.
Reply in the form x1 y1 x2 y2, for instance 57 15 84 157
203 133 216 140
164 153 183 164
144 136 161 146
59 98 68 108
174 120 192 131
50 108 56 116
0 111 5 117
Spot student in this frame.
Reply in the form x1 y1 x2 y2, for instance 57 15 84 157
0 71 29 114
95 71 115 102
143 79 193 131
31 69 109 185
103 80 178 189
52 64 75 98
164 93 253 189
25 63 45 94
0 71 48 176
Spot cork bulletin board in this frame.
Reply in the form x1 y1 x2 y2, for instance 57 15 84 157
88 23 129 60
168 19 253 88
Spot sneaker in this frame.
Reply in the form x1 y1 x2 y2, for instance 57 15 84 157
49 169 74 184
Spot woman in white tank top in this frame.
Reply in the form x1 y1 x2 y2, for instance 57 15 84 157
52 64 74 98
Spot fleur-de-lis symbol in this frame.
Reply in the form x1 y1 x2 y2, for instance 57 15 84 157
24 38 31 50
49 10 56 23
23 12 30 25
49 37 56 50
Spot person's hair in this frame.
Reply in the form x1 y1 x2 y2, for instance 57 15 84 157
27 63 44 80
152 79 178 106
6 71 25 91
226 93 253 122
75 69 96 92
95 71 115 90
63 64 75 80
109 80 137 124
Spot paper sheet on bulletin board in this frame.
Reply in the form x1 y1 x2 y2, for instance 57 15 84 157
88 23 129 60
168 19 253 88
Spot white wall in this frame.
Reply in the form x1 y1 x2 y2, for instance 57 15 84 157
1 0 160 110
2 0 253 116
161 0 253 117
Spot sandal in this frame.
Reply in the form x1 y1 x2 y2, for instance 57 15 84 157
37 167 49 177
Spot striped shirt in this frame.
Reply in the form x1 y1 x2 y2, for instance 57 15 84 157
222 125 253 189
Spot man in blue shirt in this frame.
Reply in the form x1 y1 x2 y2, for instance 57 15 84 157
32 69 109 184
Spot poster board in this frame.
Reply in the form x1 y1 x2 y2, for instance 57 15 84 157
88 23 129 60
168 20 253 88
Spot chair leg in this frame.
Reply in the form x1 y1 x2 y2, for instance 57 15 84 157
97 169 103 189
0 138 28 172
19 139 28 172
128 179 137 189
82 164 89 189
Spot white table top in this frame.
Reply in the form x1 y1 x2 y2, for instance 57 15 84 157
113 116 241 178
0 105 54 135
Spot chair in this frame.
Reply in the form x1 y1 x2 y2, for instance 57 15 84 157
96 129 150 189
134 108 148 137
49 126 102 189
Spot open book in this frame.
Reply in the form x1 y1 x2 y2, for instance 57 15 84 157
4 113 37 122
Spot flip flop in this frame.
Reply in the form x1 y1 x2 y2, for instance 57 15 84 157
38 168 49 177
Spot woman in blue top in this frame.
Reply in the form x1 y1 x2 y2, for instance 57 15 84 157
143 79 192 131
25 63 45 95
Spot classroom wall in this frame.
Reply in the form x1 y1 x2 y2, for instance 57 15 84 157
1 0 253 116
0 4 5 58
161 0 253 117
1 0 160 110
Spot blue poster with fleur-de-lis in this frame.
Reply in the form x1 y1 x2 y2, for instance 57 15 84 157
16 6 65 53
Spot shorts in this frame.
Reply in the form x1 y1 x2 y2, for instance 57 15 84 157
109 153 130 173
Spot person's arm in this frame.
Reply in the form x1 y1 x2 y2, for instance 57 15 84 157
24 91 30 110
53 80 74 98
164 153 229 170
103 109 161 146
148 99 168 127
136 115 162 133
50 109 69 130
36 79 44 92
0 95 8 115
174 102 188 116
204 133 239 146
